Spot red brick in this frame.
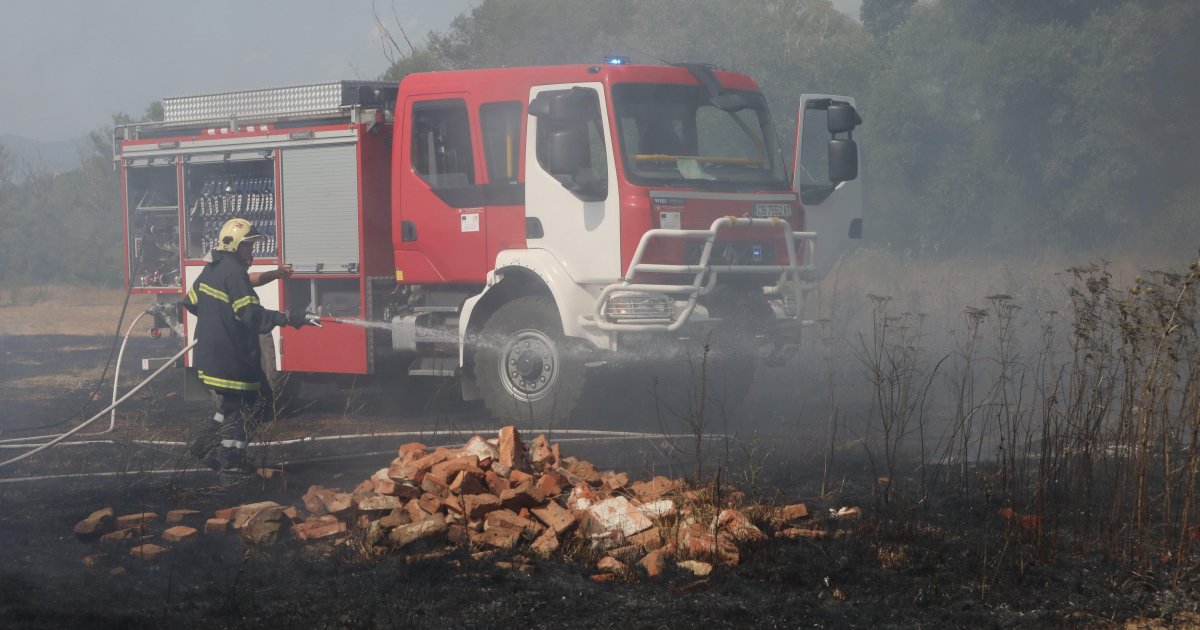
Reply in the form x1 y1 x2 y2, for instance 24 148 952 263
485 509 541 539
405 499 430 522
430 455 481 484
508 469 535 485
483 470 509 496
232 502 283 529
303 486 336 515
378 509 411 529
397 441 427 462
165 509 202 524
600 471 629 493
162 526 198 543
496 426 530 476
628 527 663 551
116 512 158 529
130 544 168 561
639 550 665 577
530 501 576 535
449 470 489 496
420 473 450 498
528 434 554 471
536 471 565 498
109 566 126 576
677 560 712 577
470 527 520 550
589 573 617 583
777 527 827 539
629 476 680 502
463 494 502 520
356 493 405 512
74 507 115 541
82 553 104 568
563 458 599 483
597 556 625 572
998 507 1018 520
282 506 299 521
499 480 545 511
567 482 596 510
459 435 498 465
205 518 231 534
411 447 453 475
326 493 353 514
530 528 559 557
777 503 809 522
293 515 347 541
390 513 448 548
833 506 861 519
418 493 443 515
715 509 767 543
100 527 142 543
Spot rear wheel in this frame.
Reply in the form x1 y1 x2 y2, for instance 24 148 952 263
472 295 587 423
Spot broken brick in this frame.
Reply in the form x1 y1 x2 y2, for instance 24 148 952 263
326 493 353 514
485 509 541 539
293 515 347 542
499 481 546 511
777 503 809 523
232 502 283 529
470 526 520 550
205 518 231 534
530 528 560 557
528 434 554 471
630 476 680 502
589 573 617 583
777 527 827 540
417 493 443 515
109 566 126 576
833 506 861 520
483 470 509 496
677 559 713 577
303 486 335 516
162 526 198 543
449 470 489 496
165 509 201 524
100 527 143 543
628 527 663 551
563 458 599 484
405 499 431 522
495 426 530 476
390 513 448 548
420 473 450 498
282 506 299 521
463 494 502 520
567 482 596 511
639 499 676 519
115 512 158 529
586 496 652 538
397 441 427 463
530 501 577 535
460 435 499 465
430 455 481 484
715 509 767 543
239 506 289 546
597 556 625 572
355 493 405 512
639 550 666 577
74 507 115 541
82 553 104 568
536 470 565 498
130 544 168 561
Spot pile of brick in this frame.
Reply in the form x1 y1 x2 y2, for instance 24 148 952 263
74 426 849 580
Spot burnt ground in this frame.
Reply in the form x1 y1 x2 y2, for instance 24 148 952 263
1 333 1198 628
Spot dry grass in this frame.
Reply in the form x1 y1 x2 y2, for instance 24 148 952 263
0 285 155 336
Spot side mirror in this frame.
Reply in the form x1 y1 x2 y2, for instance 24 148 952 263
827 102 861 134
828 138 858 183
530 89 593 122
546 127 587 177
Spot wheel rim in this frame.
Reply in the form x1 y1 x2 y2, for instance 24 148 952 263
496 328 560 403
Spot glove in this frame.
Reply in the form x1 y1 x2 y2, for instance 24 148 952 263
287 307 321 329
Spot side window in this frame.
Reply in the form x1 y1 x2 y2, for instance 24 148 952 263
480 101 523 184
797 107 830 187
411 99 474 188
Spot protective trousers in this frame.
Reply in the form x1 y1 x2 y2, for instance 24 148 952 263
188 374 274 471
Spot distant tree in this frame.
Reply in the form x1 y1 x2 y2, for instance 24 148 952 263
860 0 916 42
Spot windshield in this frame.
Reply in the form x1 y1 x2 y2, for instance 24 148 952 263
612 83 789 190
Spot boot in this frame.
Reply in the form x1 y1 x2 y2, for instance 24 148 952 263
188 431 221 471
216 446 253 475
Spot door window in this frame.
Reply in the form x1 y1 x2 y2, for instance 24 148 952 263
480 101 522 183
411 99 475 188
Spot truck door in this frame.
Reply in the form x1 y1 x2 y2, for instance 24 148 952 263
794 94 863 277
396 96 487 283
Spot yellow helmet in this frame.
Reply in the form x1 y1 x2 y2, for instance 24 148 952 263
216 218 263 252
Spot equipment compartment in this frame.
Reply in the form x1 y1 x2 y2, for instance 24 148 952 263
125 163 181 290
183 157 277 260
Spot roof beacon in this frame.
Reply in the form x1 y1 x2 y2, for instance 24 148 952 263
604 55 631 65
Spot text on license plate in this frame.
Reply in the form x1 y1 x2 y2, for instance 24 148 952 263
753 203 792 218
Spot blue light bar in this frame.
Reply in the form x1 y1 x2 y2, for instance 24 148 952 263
604 55 631 65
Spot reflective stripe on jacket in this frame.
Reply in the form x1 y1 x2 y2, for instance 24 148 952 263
182 251 287 393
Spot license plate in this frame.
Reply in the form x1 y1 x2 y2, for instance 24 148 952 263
753 203 792 218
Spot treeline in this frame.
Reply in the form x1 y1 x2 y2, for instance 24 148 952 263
4 0 1197 288
383 0 1200 256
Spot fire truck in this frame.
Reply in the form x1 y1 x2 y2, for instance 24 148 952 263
116 60 862 421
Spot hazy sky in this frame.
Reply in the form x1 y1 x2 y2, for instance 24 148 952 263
1 0 860 141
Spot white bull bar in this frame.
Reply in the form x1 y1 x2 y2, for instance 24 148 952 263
591 217 816 332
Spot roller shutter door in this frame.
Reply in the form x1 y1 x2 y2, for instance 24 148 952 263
280 144 359 272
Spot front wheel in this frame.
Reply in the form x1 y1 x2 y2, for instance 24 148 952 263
472 295 587 424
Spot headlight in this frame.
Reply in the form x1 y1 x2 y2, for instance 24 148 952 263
604 292 674 320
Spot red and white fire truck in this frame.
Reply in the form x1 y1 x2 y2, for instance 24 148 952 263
117 60 862 421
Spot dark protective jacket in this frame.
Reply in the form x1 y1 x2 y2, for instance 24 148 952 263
182 251 288 393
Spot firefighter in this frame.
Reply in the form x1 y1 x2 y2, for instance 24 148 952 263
182 217 316 474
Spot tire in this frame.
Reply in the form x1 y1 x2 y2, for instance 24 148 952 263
472 295 587 424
